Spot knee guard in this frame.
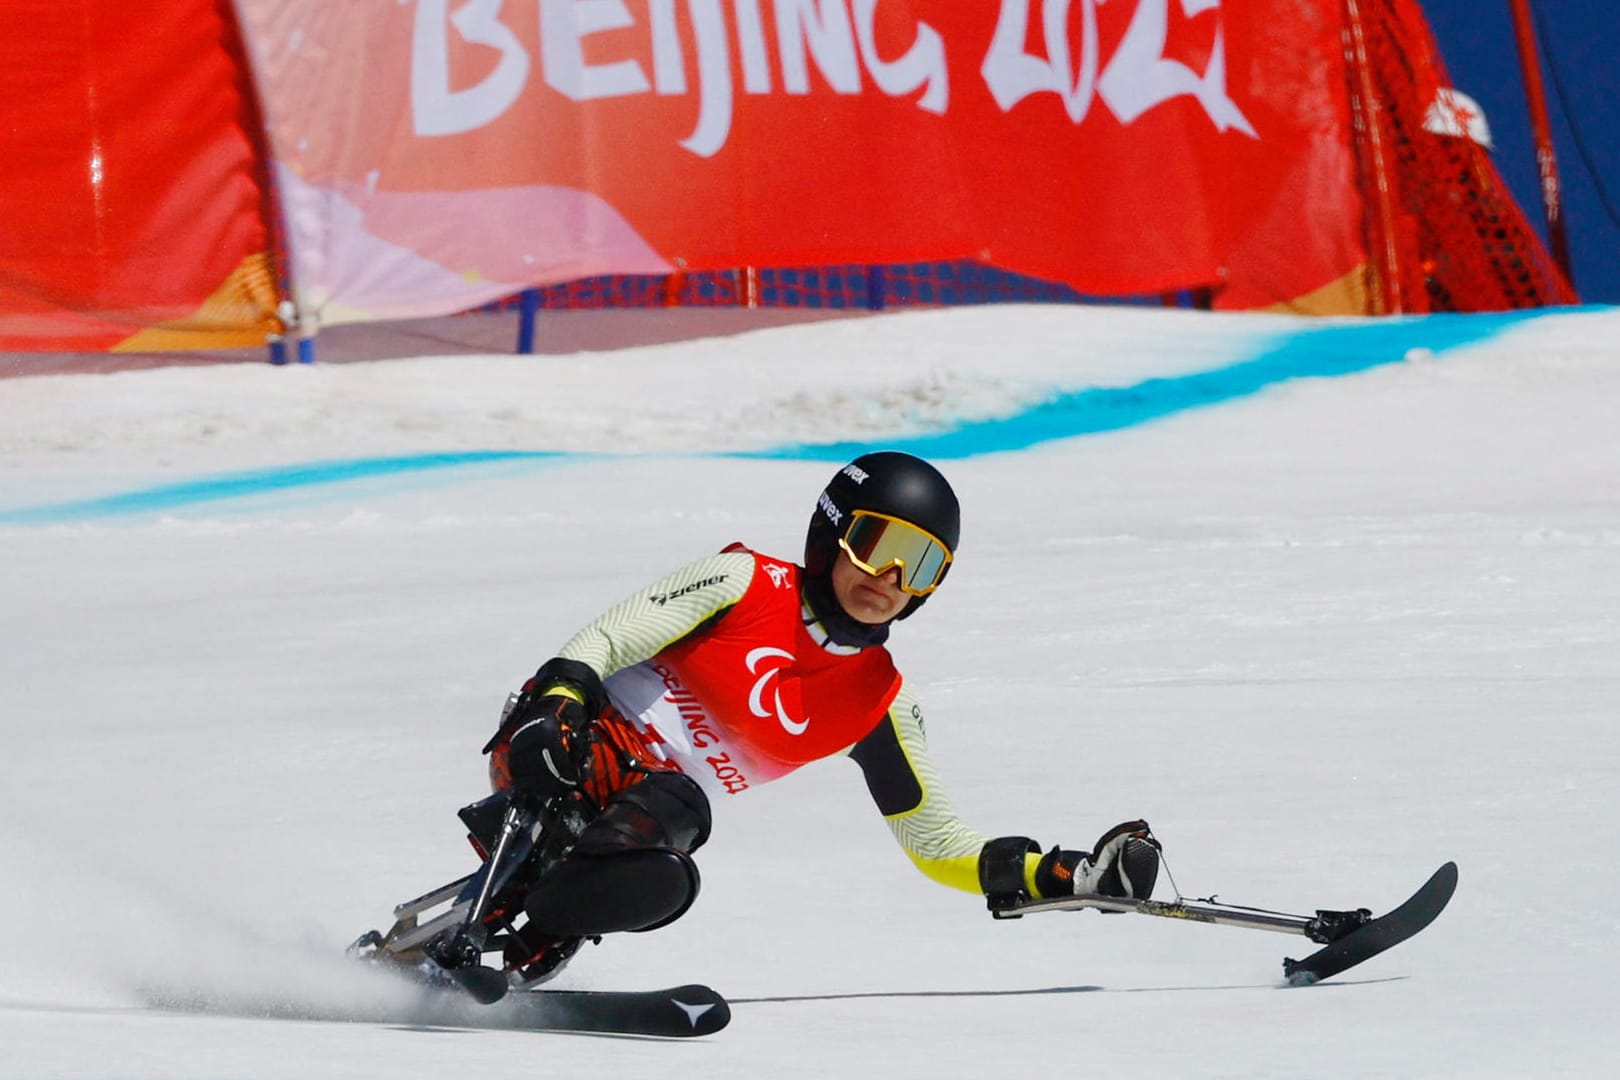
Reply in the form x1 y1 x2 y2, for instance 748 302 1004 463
523 847 701 936
521 772 711 937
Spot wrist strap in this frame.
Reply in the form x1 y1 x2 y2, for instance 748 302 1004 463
979 835 1039 912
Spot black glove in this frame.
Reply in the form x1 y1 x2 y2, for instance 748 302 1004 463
1034 820 1162 899
505 693 589 798
502 658 607 799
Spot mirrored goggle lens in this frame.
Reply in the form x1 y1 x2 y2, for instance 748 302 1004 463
840 512 953 596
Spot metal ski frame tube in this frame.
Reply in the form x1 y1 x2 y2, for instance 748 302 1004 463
381 899 473 955
374 795 583 960
458 799 533 940
993 894 1369 944
406 799 544 1006
391 874 475 921
400 799 538 969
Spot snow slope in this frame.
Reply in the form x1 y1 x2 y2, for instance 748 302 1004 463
2 303 1617 1077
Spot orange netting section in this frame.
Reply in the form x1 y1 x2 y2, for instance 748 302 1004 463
1343 0 1577 312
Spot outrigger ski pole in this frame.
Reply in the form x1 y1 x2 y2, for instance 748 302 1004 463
991 861 1459 985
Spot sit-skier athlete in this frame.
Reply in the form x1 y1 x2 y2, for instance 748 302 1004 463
485 451 1161 981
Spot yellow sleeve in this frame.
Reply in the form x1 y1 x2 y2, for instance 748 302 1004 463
846 681 995 894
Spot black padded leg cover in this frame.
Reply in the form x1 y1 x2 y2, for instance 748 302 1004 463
577 771 712 855
522 847 700 935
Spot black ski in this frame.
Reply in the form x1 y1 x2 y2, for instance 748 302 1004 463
156 976 730 1038
496 983 730 1037
395 980 730 1037
1282 861 1458 985
390 969 729 1036
351 937 729 1036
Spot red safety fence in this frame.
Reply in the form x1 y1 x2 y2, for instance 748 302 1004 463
1343 0 1575 312
0 0 281 351
0 1 1575 354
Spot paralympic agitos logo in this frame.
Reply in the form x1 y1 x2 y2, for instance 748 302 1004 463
410 0 1255 156
745 646 807 736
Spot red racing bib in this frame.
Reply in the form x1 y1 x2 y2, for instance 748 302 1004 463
603 550 901 797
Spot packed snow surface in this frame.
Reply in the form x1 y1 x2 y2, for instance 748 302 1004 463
2 303 1617 1077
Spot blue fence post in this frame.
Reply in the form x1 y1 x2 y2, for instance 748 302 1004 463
516 288 540 354
866 265 887 310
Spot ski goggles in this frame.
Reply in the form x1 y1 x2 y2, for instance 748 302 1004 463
838 510 954 596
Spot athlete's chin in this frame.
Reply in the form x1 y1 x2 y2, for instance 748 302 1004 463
847 596 905 624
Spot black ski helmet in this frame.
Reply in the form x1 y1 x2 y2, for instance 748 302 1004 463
804 451 960 637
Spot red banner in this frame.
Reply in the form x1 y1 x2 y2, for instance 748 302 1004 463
0 0 280 352
237 0 1367 323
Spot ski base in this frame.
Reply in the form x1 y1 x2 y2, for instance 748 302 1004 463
1283 861 1458 985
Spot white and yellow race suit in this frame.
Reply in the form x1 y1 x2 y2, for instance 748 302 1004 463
549 545 1014 896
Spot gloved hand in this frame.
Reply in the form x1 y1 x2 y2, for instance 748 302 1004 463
505 691 590 798
496 657 608 799
1035 819 1162 899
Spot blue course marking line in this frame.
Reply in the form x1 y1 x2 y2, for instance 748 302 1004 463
757 309 1541 462
0 308 1552 525
0 450 568 526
